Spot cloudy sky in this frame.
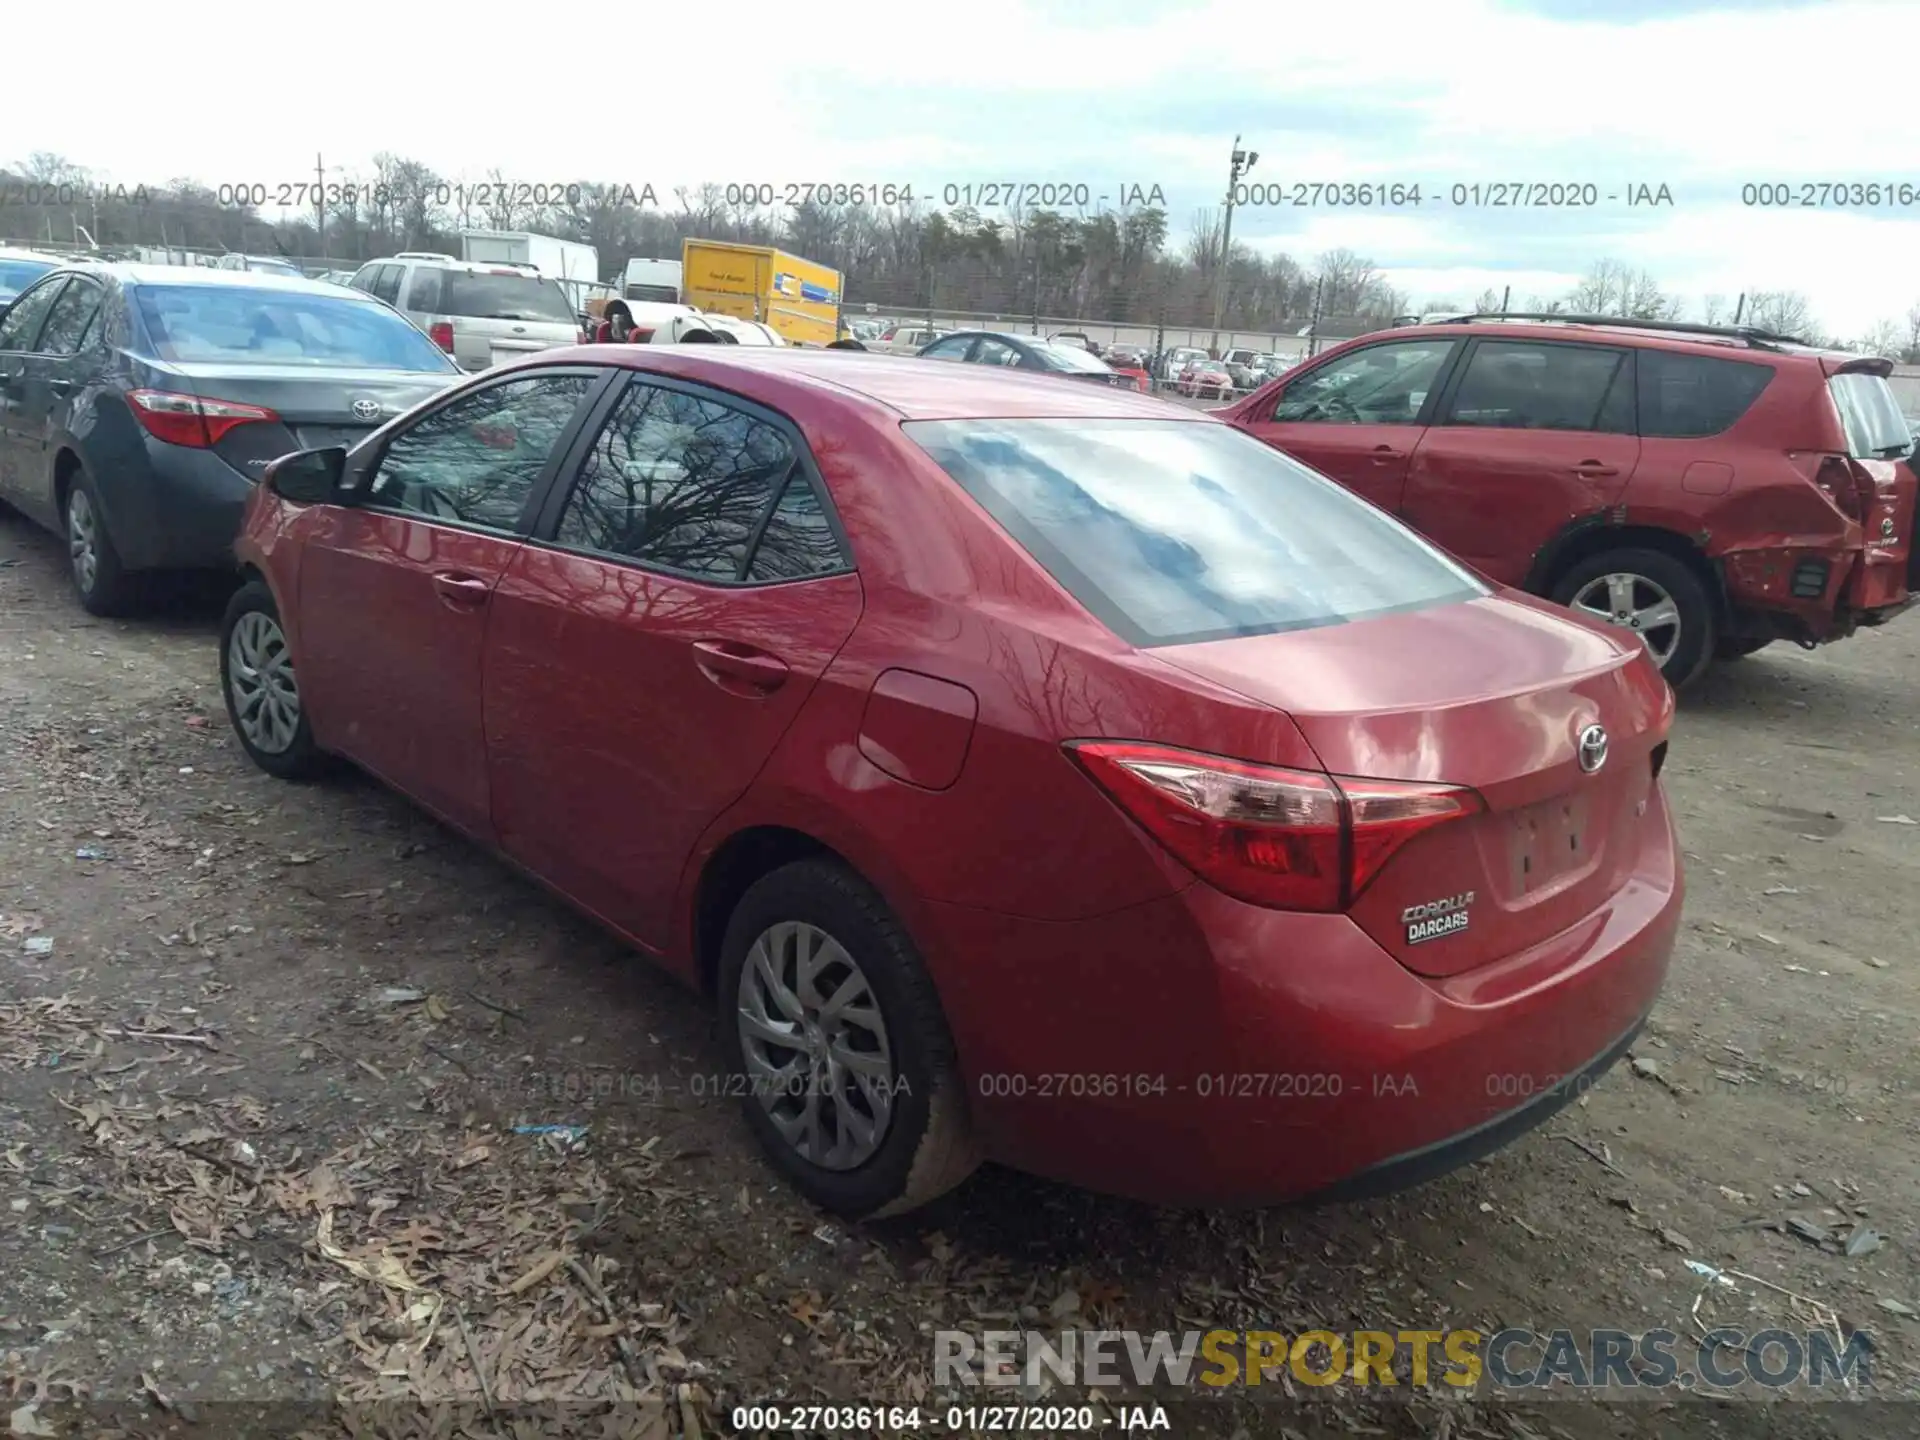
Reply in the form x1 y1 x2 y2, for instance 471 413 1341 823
13 0 1920 336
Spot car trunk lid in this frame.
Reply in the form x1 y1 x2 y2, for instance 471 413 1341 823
1153 594 1674 977
151 360 458 475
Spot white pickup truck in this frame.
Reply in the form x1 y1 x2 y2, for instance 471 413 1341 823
873 324 950 355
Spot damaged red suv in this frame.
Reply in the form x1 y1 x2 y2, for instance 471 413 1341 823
1221 316 1918 686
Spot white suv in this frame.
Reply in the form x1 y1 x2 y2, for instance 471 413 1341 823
349 253 579 371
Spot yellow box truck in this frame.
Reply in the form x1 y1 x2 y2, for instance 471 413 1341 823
681 239 843 347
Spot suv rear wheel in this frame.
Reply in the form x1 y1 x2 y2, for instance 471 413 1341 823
1553 548 1715 688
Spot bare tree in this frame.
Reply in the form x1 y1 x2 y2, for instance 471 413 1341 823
1699 293 1729 326
1905 301 1920 363
1566 259 1632 314
1857 319 1904 358
1745 291 1815 338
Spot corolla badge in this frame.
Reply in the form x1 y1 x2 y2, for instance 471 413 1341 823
1403 891 1474 946
1578 724 1609 774
350 397 383 421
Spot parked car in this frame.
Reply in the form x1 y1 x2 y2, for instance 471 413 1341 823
874 324 949 354
0 247 65 304
221 346 1679 1217
1177 357 1235 399
348 253 580 371
1220 315 1919 686
1157 346 1208 383
1105 343 1149 369
1048 331 1100 354
0 263 461 615
215 254 305 279
917 330 1138 389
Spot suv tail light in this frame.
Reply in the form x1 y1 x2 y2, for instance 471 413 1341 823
1813 455 1870 521
128 390 279 448
1066 740 1483 912
428 322 455 351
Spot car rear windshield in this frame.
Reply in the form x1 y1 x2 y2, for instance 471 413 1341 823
905 418 1487 647
625 283 680 303
1828 371 1915 459
423 269 575 324
1039 343 1112 373
0 259 58 293
132 285 457 371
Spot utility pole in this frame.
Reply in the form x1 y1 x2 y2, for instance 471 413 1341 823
1307 275 1325 358
1732 292 1746 326
1210 136 1258 353
314 152 327 258
1500 284 1510 314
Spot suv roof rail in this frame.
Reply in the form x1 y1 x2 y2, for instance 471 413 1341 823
1432 312 1808 351
393 251 458 262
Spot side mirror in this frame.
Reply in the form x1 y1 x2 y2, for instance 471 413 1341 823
264 446 351 505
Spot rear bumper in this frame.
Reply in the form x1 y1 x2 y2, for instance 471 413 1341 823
917 786 1682 1207
102 439 254 571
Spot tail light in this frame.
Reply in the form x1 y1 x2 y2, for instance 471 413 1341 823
1066 740 1483 912
428 322 455 351
128 390 279 448
1813 455 1870 521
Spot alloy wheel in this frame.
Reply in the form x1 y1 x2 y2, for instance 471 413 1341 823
227 610 302 754
736 921 895 1170
67 490 98 595
1570 571 1681 666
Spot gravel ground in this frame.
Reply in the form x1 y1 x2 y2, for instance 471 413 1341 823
2 506 1918 1440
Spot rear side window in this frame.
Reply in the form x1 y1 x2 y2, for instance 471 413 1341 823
36 278 103 355
1636 350 1773 439
1828 371 1914 459
556 381 839 581
905 418 1486 647
1443 341 1629 433
0 278 66 351
438 272 574 324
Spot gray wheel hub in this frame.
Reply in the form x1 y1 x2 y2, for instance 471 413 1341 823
1571 571 1682 666
67 489 98 595
736 920 895 1170
227 610 302 755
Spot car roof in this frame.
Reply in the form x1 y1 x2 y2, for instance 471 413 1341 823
43 261 383 299
1380 317 1840 364
538 345 1198 421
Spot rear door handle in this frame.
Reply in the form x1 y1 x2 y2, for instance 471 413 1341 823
692 640 790 692
430 570 492 607
1571 462 1620 476
1370 445 1404 461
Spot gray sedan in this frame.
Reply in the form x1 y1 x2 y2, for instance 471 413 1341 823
0 263 462 615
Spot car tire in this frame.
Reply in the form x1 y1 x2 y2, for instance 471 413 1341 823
716 858 981 1219
1552 548 1715 689
64 467 139 617
1714 637 1772 661
220 579 329 781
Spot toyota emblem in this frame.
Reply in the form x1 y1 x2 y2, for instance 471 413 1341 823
1577 723 1609 774
350 398 382 422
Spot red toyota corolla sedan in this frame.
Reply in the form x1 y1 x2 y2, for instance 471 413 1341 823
223 347 1683 1218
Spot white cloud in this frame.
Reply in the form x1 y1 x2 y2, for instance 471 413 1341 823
9 0 1920 336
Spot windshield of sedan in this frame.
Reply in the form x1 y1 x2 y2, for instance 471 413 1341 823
906 417 1487 646
133 285 459 371
0 258 58 295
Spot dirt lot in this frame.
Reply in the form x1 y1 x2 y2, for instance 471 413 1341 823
2 506 1917 1440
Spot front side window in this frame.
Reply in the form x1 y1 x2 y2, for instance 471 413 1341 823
555 381 835 581
368 266 404 305
921 337 974 362
1441 340 1630 433
973 338 1025 367
368 373 596 529
907 417 1486 647
1272 340 1455 425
